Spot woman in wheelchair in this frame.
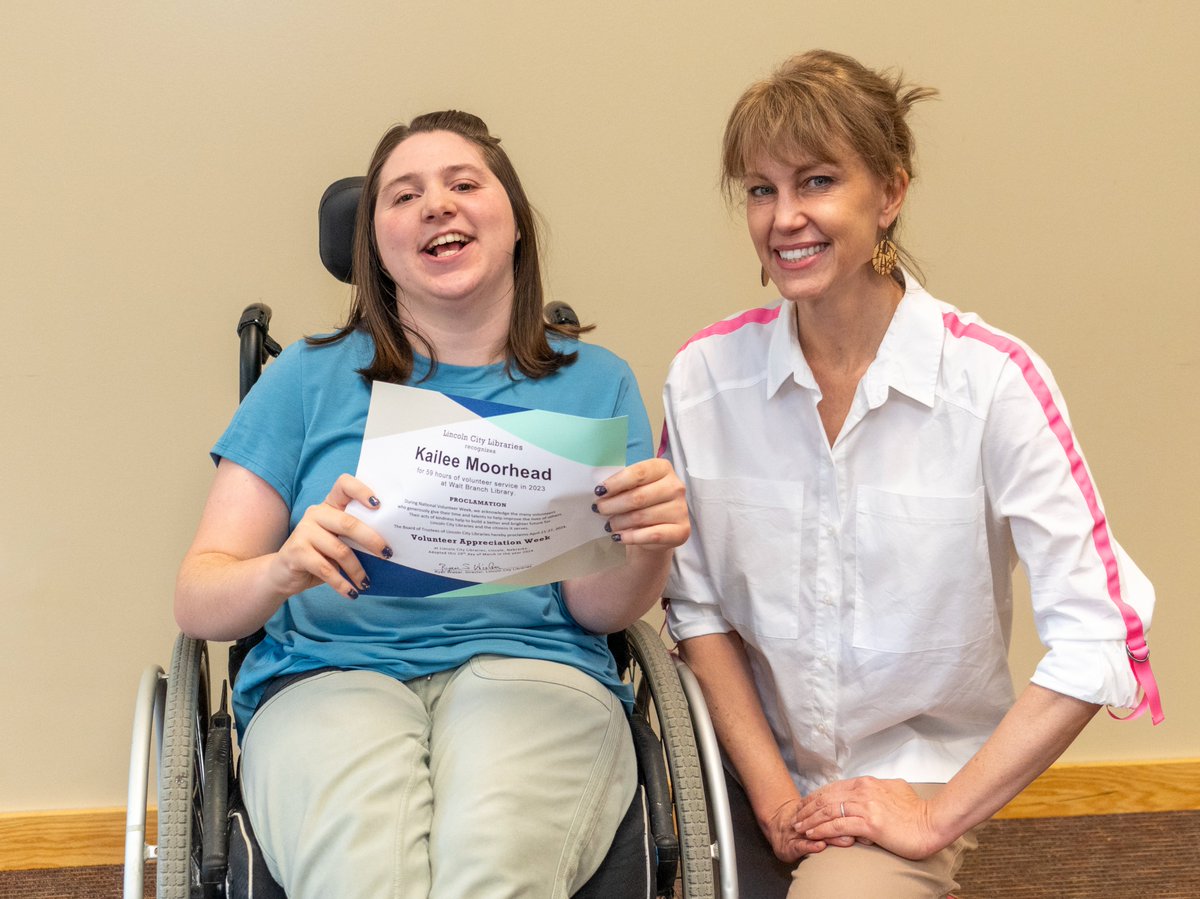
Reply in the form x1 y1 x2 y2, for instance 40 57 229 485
175 110 688 899
659 51 1161 898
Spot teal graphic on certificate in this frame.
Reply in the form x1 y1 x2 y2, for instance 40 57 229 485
345 382 628 598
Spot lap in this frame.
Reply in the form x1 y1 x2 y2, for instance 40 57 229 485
240 661 637 899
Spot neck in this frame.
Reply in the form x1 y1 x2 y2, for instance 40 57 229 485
398 289 514 367
793 273 904 375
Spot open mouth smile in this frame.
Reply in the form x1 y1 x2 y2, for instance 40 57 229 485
778 244 827 262
424 232 473 258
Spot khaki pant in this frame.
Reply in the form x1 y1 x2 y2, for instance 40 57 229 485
240 660 636 899
726 770 979 899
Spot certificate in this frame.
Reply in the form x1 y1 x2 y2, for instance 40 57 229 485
346 382 628 598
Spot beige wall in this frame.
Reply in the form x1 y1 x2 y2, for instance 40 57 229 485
2 1 1195 812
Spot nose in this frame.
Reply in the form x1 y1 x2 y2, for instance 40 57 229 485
422 186 456 220
773 191 808 232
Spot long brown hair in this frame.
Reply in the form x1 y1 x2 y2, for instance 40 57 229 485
311 110 587 383
721 50 938 277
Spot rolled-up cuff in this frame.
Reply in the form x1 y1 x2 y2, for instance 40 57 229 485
664 596 735 643
1030 638 1140 710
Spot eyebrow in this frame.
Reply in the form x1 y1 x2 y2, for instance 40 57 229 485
378 163 487 196
743 159 842 182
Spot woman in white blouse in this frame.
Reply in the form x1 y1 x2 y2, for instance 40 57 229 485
660 49 1162 898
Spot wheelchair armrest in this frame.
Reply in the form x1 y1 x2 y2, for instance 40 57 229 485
629 713 680 894
199 682 234 898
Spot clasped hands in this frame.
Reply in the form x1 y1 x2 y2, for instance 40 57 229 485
267 459 688 601
763 777 948 863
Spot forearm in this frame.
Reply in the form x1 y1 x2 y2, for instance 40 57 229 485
930 682 1099 845
680 632 801 821
563 546 672 633
175 550 289 642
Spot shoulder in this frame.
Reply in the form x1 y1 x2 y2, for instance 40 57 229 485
266 330 374 382
914 283 1059 413
676 302 785 358
664 301 786 392
932 299 1045 376
549 336 637 380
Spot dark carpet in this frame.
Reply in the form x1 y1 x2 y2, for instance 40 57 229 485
2 810 1197 898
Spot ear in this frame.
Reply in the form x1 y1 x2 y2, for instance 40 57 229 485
878 167 911 231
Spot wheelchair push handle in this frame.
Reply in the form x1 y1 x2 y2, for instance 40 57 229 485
237 303 282 402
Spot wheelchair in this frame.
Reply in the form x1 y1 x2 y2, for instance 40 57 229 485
125 177 738 899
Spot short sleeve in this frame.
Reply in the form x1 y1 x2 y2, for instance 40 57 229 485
211 340 308 508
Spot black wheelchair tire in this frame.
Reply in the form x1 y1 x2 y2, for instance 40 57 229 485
625 620 715 899
157 635 211 899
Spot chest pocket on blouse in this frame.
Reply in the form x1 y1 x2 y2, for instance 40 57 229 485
853 485 995 653
687 475 802 639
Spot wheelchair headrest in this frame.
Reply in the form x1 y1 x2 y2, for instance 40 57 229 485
318 176 365 284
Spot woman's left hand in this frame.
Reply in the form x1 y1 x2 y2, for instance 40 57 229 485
593 458 689 550
793 777 946 861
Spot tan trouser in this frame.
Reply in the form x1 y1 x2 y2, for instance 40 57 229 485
726 771 979 899
240 660 636 899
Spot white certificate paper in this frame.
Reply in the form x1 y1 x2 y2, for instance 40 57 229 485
346 382 628 598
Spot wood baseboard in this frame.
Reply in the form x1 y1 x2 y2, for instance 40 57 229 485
3 760 1198 870
0 807 156 872
995 758 1200 819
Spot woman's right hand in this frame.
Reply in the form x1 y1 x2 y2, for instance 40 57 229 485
267 474 393 600
761 796 854 862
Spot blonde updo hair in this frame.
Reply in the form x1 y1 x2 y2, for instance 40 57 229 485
721 50 937 274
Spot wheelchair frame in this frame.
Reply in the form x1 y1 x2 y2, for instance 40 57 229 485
125 178 737 899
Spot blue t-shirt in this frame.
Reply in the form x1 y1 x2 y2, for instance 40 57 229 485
213 330 653 729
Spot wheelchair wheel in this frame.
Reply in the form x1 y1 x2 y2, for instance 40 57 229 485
157 635 211 899
625 620 715 899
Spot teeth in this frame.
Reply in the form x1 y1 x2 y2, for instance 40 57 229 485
779 245 826 261
426 233 469 250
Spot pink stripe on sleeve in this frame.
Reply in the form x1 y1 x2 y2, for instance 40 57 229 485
677 305 783 354
659 305 785 459
943 311 1162 724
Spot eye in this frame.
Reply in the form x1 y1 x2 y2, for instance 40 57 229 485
805 175 835 189
392 191 417 205
746 184 775 200
450 181 477 193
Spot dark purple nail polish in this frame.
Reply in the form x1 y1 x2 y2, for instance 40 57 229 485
594 485 608 497
610 533 622 543
360 577 371 591
591 503 599 513
382 546 394 560
368 496 381 508
604 522 612 533
348 588 360 599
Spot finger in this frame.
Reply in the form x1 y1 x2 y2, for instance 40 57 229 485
778 836 827 861
607 521 690 549
593 458 674 503
597 483 688 539
325 473 381 511
794 797 847 837
299 526 373 595
310 500 393 561
803 814 862 844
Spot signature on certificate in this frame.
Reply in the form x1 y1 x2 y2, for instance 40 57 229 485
435 561 506 575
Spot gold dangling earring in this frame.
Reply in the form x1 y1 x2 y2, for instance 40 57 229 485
760 265 770 287
871 235 898 276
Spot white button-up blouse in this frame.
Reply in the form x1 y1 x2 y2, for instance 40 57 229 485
662 278 1160 794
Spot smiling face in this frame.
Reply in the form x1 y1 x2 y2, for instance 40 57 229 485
372 130 519 318
744 147 907 307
